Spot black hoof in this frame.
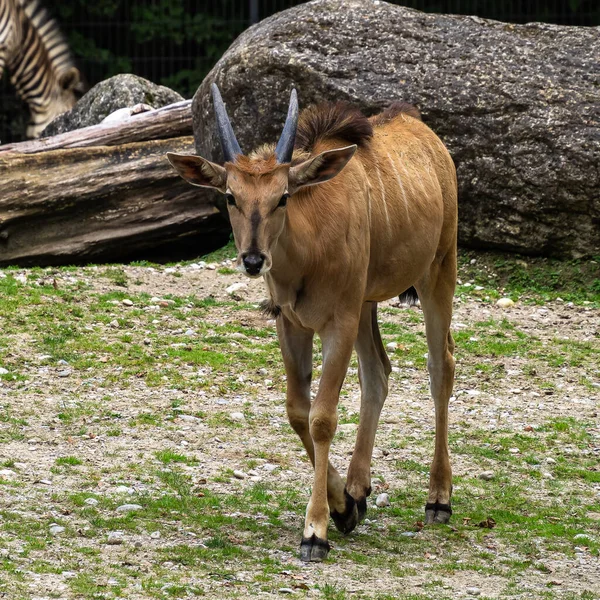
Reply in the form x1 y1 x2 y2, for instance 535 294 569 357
300 534 330 562
425 502 452 524
331 490 359 534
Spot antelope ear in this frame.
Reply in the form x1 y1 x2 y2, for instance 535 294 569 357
288 144 357 192
167 153 227 192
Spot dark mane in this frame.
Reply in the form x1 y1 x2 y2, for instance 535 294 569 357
371 101 422 126
295 102 373 152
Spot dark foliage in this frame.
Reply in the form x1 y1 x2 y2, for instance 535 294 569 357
1 1 598 143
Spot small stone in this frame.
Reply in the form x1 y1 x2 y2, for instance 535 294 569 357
466 587 481 596
184 329 195 336
386 341 398 351
0 367 8 375
164 267 177 274
263 463 278 472
229 411 245 421
39 479 52 485
233 470 247 480
84 497 99 506
107 531 124 545
544 457 556 464
401 531 416 537
57 359 69 365
122 299 133 306
178 414 201 423
115 485 135 494
206 263 218 270
57 370 71 377
116 503 143 513
0 469 17 479
226 282 248 296
542 471 554 479
509 447 520 454
496 298 514 308
150 531 161 539
278 588 295 594
574 533 589 540
49 525 65 535
109 319 120 328
479 471 494 481
376 493 390 508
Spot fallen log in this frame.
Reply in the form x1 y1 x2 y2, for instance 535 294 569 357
0 136 228 266
0 99 192 155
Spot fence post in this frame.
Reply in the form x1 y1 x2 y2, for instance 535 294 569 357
250 0 259 24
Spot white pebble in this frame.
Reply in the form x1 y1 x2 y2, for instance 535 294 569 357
0 469 16 479
229 412 245 421
226 282 248 295
376 493 390 508
109 320 120 328
386 342 398 351
497 298 514 308
479 471 494 481
150 531 161 539
84 497 99 506
49 525 65 535
122 299 133 306
466 587 481 596
233 470 247 480
116 503 143 513
107 531 124 545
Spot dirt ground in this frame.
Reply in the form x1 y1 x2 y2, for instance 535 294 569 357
0 259 598 599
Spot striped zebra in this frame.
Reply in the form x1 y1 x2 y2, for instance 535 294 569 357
0 0 83 138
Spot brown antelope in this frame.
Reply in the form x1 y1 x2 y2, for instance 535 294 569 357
168 85 457 562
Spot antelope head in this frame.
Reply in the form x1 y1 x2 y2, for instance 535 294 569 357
168 85 356 277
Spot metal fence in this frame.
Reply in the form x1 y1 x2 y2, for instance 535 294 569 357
1 0 598 143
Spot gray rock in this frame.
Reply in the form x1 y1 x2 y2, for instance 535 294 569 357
466 587 482 597
376 493 390 508
43 74 184 136
116 503 143 513
107 531 124 545
193 0 599 258
479 471 495 481
49 525 65 535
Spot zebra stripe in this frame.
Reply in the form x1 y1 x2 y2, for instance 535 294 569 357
0 0 82 137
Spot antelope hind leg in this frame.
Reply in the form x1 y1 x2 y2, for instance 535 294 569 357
418 254 456 525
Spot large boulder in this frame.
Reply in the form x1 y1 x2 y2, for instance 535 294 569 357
43 74 184 137
193 0 599 258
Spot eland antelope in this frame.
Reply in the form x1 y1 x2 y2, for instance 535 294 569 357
168 85 458 562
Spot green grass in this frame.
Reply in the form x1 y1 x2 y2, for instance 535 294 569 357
0 250 598 599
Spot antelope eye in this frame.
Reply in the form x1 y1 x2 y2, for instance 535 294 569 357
225 193 236 207
278 193 290 208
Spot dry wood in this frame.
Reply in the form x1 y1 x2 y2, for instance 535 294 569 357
0 100 192 155
0 135 228 266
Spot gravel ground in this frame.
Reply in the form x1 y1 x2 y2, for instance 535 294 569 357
0 259 598 599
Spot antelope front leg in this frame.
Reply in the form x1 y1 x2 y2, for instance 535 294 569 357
301 317 358 562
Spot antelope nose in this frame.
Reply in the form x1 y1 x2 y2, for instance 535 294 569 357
242 253 265 276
